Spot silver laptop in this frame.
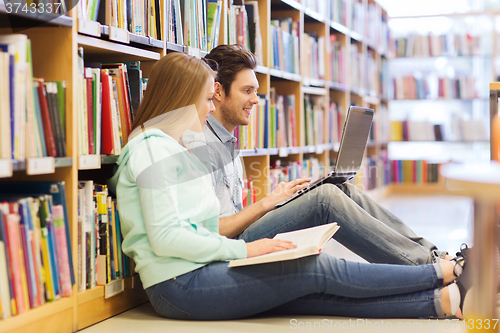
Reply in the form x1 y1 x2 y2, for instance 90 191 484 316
275 106 374 208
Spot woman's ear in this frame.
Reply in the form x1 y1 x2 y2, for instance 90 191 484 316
213 82 224 102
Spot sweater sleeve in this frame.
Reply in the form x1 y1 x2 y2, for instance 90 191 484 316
133 140 247 263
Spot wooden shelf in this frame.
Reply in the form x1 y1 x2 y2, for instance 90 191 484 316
387 183 450 195
77 35 161 61
0 297 74 333
77 278 148 330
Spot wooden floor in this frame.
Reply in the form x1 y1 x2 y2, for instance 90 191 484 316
80 193 474 333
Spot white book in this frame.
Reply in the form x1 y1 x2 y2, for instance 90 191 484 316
228 223 340 267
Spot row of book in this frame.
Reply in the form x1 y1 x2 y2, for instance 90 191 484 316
79 0 161 40
77 182 134 291
302 32 325 80
350 45 364 90
390 160 441 184
390 118 487 142
234 93 346 150
77 48 146 156
365 2 389 53
329 35 346 84
228 1 264 66
392 75 478 100
0 34 67 160
234 95 268 150
352 150 391 191
392 33 483 58
0 182 74 319
270 18 300 75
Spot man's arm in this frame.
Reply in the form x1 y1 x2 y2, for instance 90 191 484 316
219 178 311 239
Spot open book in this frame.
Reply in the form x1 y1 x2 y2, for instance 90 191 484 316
228 222 340 267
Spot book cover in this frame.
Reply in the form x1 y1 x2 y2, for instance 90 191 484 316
229 223 339 267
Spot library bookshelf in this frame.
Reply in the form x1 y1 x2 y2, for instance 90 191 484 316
387 11 496 191
0 0 390 332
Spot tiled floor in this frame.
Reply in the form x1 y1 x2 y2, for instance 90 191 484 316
80 193 474 333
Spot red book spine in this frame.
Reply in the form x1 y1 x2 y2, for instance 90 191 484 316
34 79 56 157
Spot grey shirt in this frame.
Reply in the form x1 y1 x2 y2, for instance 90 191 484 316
188 114 244 218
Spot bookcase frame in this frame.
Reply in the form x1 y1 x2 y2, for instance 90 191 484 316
0 0 390 331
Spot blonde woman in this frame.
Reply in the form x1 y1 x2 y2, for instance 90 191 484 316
108 52 469 320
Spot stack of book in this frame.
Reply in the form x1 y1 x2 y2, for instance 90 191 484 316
366 50 378 93
234 94 269 150
78 48 145 156
77 182 134 291
0 34 67 161
329 0 349 27
0 182 74 319
351 0 365 36
270 18 300 74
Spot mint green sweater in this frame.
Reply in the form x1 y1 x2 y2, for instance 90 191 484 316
108 129 247 289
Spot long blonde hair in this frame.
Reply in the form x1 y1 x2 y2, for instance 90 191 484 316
130 53 216 134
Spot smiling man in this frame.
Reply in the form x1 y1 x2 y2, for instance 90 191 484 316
190 44 455 266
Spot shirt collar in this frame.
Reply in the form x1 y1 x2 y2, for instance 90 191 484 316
207 114 237 144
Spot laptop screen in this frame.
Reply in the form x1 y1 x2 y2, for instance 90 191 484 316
334 106 374 174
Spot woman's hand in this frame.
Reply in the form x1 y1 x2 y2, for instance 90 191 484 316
245 238 297 258
260 178 311 211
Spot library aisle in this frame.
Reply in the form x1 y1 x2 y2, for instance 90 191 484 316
80 193 474 333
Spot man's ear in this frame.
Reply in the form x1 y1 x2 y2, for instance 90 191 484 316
213 82 224 102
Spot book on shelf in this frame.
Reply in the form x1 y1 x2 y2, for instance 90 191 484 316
0 188 75 318
302 32 325 80
329 35 345 84
393 33 482 58
228 223 339 267
390 160 441 184
390 119 486 142
91 0 161 40
241 178 256 208
235 94 268 150
270 18 300 74
304 95 325 146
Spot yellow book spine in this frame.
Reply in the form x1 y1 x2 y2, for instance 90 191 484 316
40 233 54 301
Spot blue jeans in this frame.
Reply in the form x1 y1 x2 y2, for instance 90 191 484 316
145 254 444 320
238 183 442 265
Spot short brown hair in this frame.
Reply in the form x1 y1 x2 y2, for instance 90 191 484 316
130 52 216 133
204 44 257 96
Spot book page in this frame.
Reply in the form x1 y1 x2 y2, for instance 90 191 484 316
273 223 338 248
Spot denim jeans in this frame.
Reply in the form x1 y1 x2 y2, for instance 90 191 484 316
238 183 442 265
145 254 444 320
